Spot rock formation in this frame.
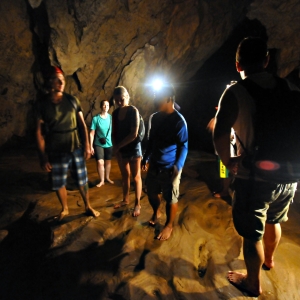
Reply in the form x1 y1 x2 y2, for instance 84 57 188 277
1 0 300 146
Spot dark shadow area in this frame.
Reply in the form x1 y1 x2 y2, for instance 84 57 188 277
0 202 52 300
177 17 269 153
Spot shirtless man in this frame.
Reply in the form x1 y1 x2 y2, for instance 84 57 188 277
36 66 100 221
142 83 188 240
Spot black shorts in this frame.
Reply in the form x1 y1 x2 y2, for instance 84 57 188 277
94 146 112 160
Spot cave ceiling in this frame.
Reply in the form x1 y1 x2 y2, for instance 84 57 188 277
0 0 299 146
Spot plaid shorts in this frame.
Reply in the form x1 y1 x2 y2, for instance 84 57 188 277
49 148 88 190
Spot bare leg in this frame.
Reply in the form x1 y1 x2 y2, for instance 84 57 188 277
79 183 100 217
105 160 114 184
157 202 178 241
130 157 142 217
227 238 263 296
148 193 162 225
263 223 281 269
96 159 105 187
55 186 69 221
114 155 130 208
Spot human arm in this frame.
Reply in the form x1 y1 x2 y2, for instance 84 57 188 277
77 111 91 159
141 114 155 170
36 118 52 172
172 120 188 180
213 89 239 172
90 130 95 155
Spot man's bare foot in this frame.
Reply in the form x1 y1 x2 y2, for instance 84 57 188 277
132 205 141 217
114 200 129 209
96 182 105 187
55 209 69 221
263 258 275 270
106 178 114 184
86 207 100 217
227 271 262 297
149 211 161 226
157 225 173 241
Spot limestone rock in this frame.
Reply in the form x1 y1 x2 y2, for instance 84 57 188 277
247 0 300 78
0 0 300 146
0 0 35 145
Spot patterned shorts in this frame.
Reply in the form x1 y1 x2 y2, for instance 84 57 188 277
49 148 88 190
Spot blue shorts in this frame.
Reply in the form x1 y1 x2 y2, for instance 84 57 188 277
49 148 88 190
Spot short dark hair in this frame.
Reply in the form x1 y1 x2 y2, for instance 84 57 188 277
155 83 176 102
100 99 109 109
236 37 268 67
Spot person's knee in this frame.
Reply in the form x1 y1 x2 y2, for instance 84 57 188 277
98 159 104 166
132 173 141 183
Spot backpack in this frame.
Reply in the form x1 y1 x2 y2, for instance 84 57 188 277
237 77 300 183
136 114 145 143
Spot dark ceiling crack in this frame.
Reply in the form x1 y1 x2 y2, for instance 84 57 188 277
101 30 139 93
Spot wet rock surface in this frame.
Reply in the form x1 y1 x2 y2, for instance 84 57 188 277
0 148 299 299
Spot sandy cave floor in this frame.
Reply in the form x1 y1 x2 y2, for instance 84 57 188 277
0 147 300 300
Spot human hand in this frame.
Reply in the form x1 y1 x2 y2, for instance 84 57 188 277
40 156 52 172
84 147 91 160
226 156 241 175
141 161 148 171
90 146 94 156
171 165 179 182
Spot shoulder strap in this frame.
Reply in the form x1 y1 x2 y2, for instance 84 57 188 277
64 93 79 112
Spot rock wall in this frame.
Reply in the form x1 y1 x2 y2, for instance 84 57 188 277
0 0 299 146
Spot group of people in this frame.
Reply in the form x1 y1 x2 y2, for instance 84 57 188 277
36 68 188 241
36 36 299 296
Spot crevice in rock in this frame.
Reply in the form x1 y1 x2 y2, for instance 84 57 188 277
25 0 51 82
67 0 87 45
72 71 83 92
101 31 139 94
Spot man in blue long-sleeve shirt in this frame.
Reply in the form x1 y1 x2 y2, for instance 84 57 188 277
142 83 188 241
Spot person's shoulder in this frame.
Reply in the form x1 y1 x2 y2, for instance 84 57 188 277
173 110 186 121
92 114 99 121
129 105 139 114
64 92 78 101
151 111 162 121
174 110 187 127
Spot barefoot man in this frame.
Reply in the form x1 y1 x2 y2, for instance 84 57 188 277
214 37 297 296
36 66 100 221
142 82 188 241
